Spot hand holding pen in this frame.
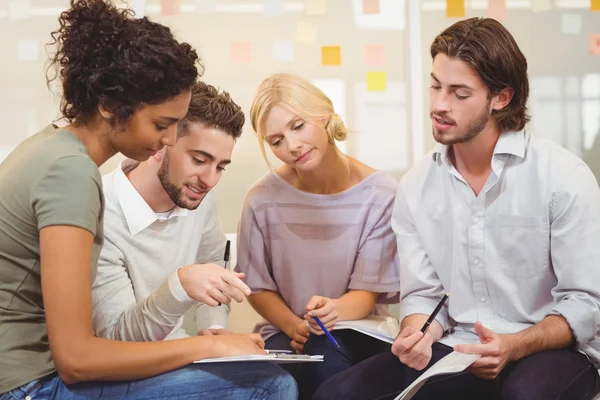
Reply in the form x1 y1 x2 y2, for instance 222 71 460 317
304 296 339 335
391 293 449 371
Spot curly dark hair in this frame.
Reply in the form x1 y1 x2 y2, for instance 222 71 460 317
179 82 245 140
46 0 202 127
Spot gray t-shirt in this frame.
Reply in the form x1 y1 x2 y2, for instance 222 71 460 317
236 170 400 340
0 125 104 393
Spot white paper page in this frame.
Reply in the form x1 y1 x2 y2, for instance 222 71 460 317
332 316 399 343
194 354 324 364
394 352 481 400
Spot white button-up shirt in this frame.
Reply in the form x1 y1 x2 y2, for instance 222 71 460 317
393 130 600 366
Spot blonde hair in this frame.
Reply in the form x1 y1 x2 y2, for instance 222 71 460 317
250 73 347 166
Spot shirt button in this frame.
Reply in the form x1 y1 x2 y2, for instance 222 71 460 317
473 258 480 265
480 297 486 303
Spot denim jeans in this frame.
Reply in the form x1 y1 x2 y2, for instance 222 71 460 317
312 342 599 400
0 362 297 400
266 329 390 400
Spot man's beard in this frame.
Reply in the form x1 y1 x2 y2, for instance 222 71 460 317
432 100 491 146
157 152 203 211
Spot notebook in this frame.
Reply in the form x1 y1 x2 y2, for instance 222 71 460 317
193 353 324 365
393 351 481 400
332 315 400 344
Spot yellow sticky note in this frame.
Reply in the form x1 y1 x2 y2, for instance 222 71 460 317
446 0 465 17
486 0 506 20
365 44 386 66
305 0 327 16
366 72 386 92
321 46 341 66
160 0 180 16
590 34 600 55
295 22 318 44
362 0 380 15
593 0 600 11
230 42 252 64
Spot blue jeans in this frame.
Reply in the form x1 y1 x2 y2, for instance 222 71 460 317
312 342 599 400
0 363 297 400
266 329 390 400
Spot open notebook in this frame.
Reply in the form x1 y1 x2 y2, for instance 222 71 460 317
193 353 324 365
332 315 400 344
393 351 481 400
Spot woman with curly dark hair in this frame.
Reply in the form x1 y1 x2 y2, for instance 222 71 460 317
0 1 296 399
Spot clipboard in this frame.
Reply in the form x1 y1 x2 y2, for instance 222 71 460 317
193 353 324 364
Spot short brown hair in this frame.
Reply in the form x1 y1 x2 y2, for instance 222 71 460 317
178 81 245 139
431 18 530 133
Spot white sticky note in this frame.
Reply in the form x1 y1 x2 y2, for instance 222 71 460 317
130 0 147 17
531 0 551 12
305 0 327 16
295 22 318 44
196 0 217 14
8 0 31 21
561 14 582 35
17 39 39 61
264 0 283 16
272 40 294 62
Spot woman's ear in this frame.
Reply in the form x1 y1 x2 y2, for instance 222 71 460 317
98 104 113 121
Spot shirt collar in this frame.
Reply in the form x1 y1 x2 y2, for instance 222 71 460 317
432 129 527 165
113 159 189 236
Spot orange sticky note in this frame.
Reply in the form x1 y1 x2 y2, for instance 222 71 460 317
487 0 506 20
365 44 386 66
593 0 600 11
362 0 380 15
366 72 386 92
321 46 341 66
447 0 465 17
160 0 180 16
590 34 600 55
230 42 252 64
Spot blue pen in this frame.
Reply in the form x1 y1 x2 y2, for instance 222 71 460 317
313 316 340 349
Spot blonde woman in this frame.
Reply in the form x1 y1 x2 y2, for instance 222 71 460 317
236 73 400 400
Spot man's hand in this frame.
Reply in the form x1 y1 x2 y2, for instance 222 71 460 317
391 326 434 371
178 263 251 307
198 328 231 336
290 320 310 354
304 296 338 335
454 321 517 380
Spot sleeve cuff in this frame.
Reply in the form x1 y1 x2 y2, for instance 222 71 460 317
207 324 225 330
168 268 194 303
399 296 450 333
548 299 599 345
195 303 230 330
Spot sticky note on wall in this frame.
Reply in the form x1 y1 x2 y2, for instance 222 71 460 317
264 0 283 17
562 14 582 35
487 0 506 20
230 42 252 64
321 46 341 66
590 34 600 55
593 0 600 11
8 0 31 21
17 39 39 61
305 0 327 16
295 22 318 44
366 72 387 92
365 44 386 66
362 0 380 15
272 40 294 62
531 0 551 12
446 0 465 17
160 0 180 16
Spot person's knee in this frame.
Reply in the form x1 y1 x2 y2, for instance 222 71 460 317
256 364 298 399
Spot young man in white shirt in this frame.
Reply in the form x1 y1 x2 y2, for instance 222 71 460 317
313 18 600 400
92 82 251 342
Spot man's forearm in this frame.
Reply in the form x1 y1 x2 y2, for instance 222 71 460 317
401 314 444 342
510 315 575 361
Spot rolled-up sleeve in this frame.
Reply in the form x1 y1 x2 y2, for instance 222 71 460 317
547 163 600 346
393 179 450 332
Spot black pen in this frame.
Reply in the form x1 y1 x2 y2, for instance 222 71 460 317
218 240 231 306
420 293 449 334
